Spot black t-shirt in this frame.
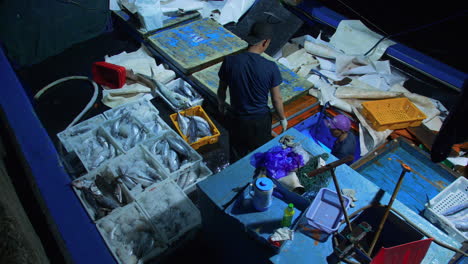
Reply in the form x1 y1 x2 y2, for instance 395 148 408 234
218 52 282 119
331 133 356 163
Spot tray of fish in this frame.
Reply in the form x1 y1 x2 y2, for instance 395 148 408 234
96 203 167 264
103 112 153 152
172 161 213 194
72 127 123 172
142 130 202 177
136 112 171 139
103 97 159 120
72 165 132 221
57 114 107 152
136 180 201 244
109 146 168 200
154 78 203 112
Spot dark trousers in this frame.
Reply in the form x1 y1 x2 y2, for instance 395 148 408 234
229 112 272 163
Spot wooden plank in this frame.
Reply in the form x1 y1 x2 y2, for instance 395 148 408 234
113 10 201 37
147 18 248 74
190 58 314 108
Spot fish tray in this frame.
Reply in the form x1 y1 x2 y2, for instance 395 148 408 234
103 97 159 120
156 78 204 112
141 130 202 178
171 161 213 194
305 188 351 234
136 180 201 244
57 114 107 152
102 113 154 152
71 165 133 222
135 112 171 140
424 176 468 243
361 97 427 131
169 105 220 150
96 202 167 264
71 127 124 173
106 145 169 201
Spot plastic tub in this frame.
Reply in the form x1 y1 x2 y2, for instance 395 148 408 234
361 98 427 131
169 105 220 150
305 188 351 234
57 114 107 152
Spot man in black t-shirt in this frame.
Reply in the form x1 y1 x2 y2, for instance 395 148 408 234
217 21 287 162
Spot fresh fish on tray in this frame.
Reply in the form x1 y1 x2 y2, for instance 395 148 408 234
76 130 118 171
176 113 213 143
106 113 149 151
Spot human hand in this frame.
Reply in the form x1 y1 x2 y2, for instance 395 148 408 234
280 119 288 133
218 102 226 115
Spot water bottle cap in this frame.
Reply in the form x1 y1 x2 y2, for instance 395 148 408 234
288 203 294 208
255 178 273 191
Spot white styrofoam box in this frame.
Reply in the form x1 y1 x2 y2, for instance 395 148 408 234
71 165 132 221
136 180 201 244
141 130 202 178
172 161 212 194
96 203 167 264
102 113 154 152
103 97 159 120
158 78 204 112
135 112 171 139
57 114 107 152
108 145 168 200
72 127 123 172
424 177 468 243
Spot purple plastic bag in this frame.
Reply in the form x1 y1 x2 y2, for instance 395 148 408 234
250 146 304 179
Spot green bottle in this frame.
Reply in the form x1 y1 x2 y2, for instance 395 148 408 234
281 203 295 227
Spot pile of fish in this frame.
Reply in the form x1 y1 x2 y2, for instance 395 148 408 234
140 113 166 136
76 130 118 171
148 136 193 173
106 99 158 121
106 113 149 151
441 202 468 232
155 79 201 110
98 205 164 264
114 159 164 192
177 113 212 143
176 167 199 190
73 171 129 220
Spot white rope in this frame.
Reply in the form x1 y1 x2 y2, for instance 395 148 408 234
34 76 99 129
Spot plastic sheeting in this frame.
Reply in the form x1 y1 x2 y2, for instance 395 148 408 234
250 146 304 179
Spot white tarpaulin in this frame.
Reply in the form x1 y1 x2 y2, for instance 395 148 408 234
330 20 396 61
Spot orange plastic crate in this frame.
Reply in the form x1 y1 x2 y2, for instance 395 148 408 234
169 105 220 150
361 98 427 131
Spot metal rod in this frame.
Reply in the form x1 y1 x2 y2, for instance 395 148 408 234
330 168 353 232
308 155 354 177
367 163 411 256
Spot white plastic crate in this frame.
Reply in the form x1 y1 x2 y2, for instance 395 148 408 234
102 113 154 152
141 130 202 178
72 127 123 172
156 78 203 112
108 145 168 200
96 203 167 264
71 164 132 221
57 114 106 152
103 97 159 120
171 161 212 194
424 176 468 243
136 180 201 244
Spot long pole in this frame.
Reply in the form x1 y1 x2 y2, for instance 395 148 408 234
367 163 412 256
330 168 353 232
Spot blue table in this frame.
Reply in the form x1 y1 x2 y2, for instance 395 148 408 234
198 128 462 264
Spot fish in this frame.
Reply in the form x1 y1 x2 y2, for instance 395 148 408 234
442 202 468 216
167 137 189 156
133 231 154 258
177 172 189 188
177 113 189 136
167 150 180 172
72 178 94 189
154 80 190 109
187 117 198 143
181 84 194 99
114 182 123 204
110 224 119 240
95 194 120 210
184 169 198 187
162 140 170 157
192 116 212 137
121 175 138 190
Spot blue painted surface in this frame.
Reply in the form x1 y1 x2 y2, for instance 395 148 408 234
353 139 457 214
198 129 461 263
294 1 467 90
0 48 116 263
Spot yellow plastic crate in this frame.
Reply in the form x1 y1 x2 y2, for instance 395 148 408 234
361 97 427 131
169 105 220 150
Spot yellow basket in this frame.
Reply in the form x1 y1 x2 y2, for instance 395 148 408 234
169 105 221 150
361 97 427 131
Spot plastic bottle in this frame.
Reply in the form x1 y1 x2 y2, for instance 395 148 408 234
281 203 295 227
